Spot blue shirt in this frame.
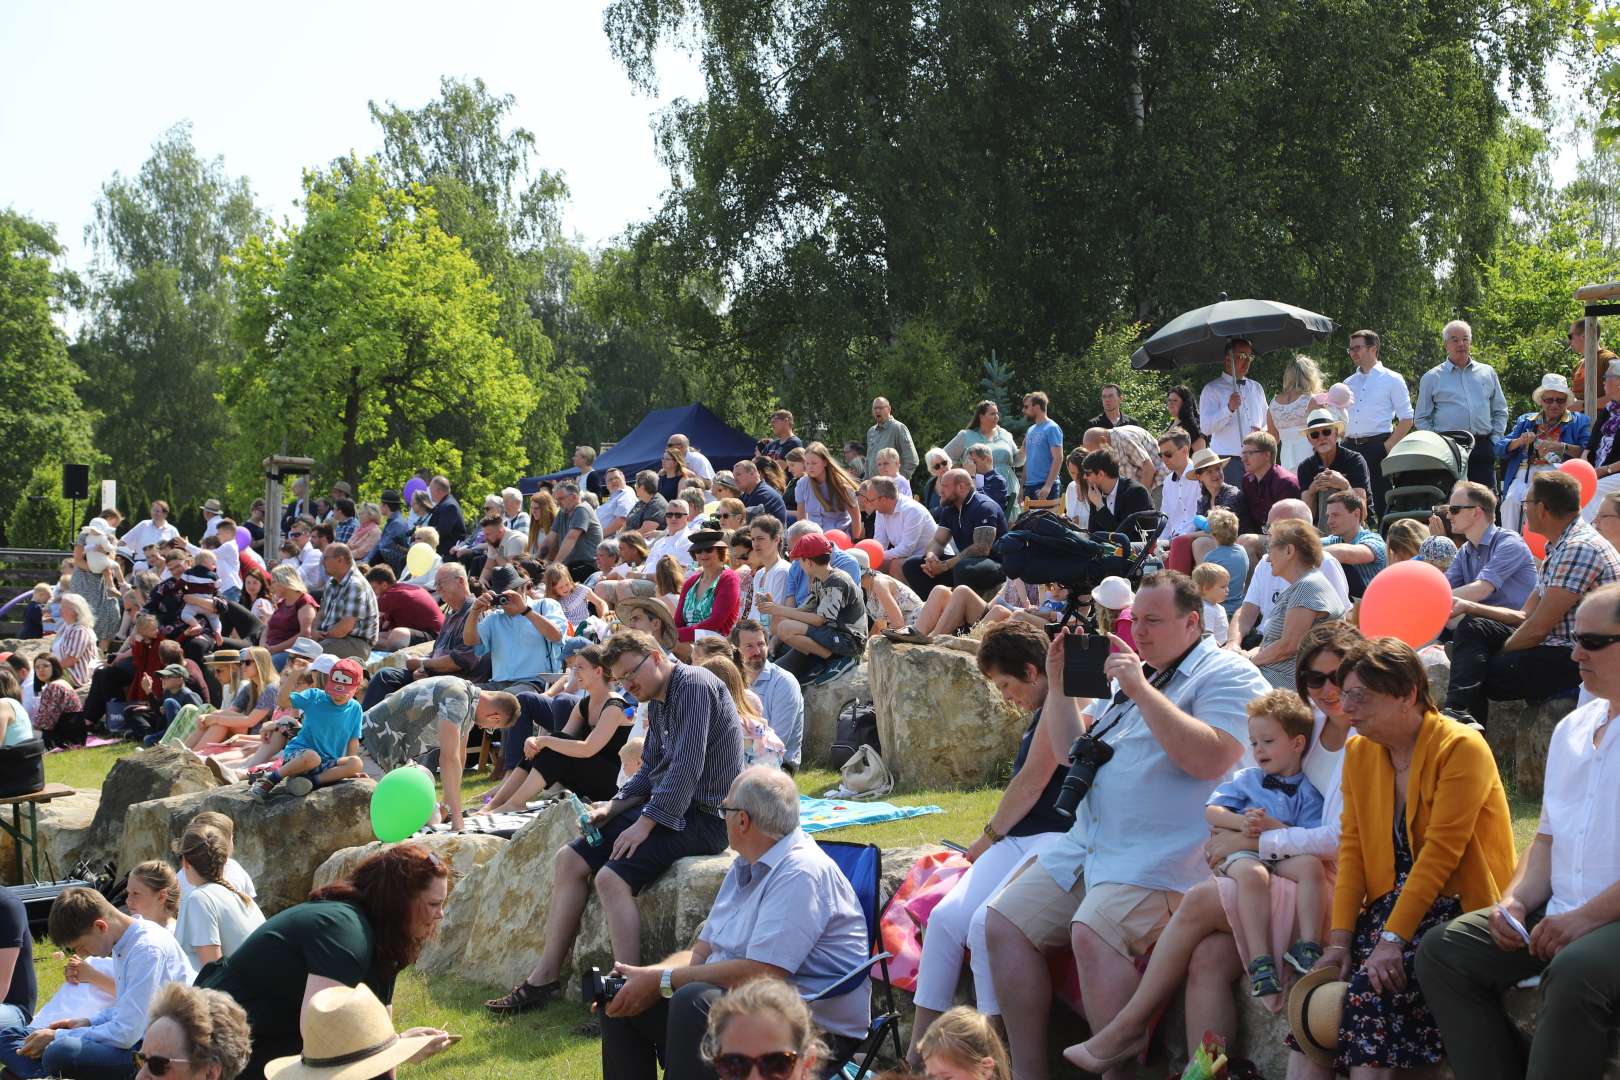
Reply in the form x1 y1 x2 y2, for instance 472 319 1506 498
935 491 1007 554
1445 525 1537 610
786 547 861 604
1023 418 1065 492
1208 766 1325 829
83 918 195 1047
375 512 413 566
976 470 1008 508
288 688 363 764
702 828 870 1038
1415 358 1509 438
471 597 568 681
750 661 804 766
1334 526 1387 600
741 483 789 523
1205 544 1250 618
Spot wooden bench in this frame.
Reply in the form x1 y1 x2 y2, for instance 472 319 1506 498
0 784 78 883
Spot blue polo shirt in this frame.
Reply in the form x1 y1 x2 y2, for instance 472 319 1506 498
472 597 569 681
741 483 789 522
936 491 1007 553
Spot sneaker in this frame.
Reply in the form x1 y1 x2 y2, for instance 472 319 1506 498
248 776 277 802
1285 940 1323 975
484 979 561 1015
283 776 314 797
811 657 856 685
1247 954 1281 998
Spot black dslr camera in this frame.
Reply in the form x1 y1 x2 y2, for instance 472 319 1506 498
1053 733 1115 819
581 966 627 1009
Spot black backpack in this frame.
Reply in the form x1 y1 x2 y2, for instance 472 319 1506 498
830 698 880 770
0 738 45 799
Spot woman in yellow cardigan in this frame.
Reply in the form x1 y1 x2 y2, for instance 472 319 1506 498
1306 636 1515 1076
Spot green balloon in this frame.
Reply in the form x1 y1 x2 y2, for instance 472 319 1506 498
370 765 437 842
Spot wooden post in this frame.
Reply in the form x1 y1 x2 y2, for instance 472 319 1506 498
1575 283 1620 414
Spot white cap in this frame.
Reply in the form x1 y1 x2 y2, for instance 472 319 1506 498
1093 575 1135 610
310 654 338 675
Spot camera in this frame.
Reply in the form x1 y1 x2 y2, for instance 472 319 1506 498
580 966 627 1009
1052 733 1116 819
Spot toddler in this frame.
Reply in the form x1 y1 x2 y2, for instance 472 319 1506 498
177 565 222 639
1190 562 1231 645
873 446 914 499
966 444 1007 507
616 736 645 788
249 657 365 799
1205 689 1326 1000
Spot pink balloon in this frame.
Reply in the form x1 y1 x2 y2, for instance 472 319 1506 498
235 526 252 551
825 529 852 550
1359 560 1452 648
1559 457 1598 507
855 539 886 568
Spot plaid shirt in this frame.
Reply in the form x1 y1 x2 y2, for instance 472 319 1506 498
333 517 358 543
1539 518 1620 646
317 567 379 644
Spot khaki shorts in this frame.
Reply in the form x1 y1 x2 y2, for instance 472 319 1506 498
986 853 1180 959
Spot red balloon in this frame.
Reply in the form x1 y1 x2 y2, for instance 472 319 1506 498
1359 560 1452 648
825 529 853 550
1523 526 1548 560
1559 457 1598 507
855 539 886 568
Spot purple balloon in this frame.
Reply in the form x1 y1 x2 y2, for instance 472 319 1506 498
236 526 252 551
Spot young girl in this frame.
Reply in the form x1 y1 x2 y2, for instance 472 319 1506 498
917 1007 1012 1080
1190 563 1232 646
176 811 258 902
173 825 266 967
701 655 785 769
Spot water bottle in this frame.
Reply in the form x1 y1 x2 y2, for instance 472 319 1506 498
569 792 603 846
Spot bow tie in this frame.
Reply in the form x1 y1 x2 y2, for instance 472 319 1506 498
1261 775 1300 796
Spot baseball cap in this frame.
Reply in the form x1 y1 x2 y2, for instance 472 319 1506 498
157 663 189 679
310 655 338 676
560 636 593 662
788 533 834 560
487 566 522 594
847 546 872 575
329 658 364 688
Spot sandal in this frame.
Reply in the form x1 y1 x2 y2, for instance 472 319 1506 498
881 627 933 645
1248 954 1282 998
484 979 561 1015
1285 940 1323 975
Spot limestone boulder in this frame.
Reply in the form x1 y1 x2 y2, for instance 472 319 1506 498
0 788 101 885
1510 694 1581 797
800 662 869 768
82 746 220 865
365 641 434 678
570 851 735 993
866 637 1024 789
0 639 52 666
118 779 377 914
1419 645 1450 705
312 833 506 892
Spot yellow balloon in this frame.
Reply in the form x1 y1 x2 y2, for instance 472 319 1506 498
405 542 436 578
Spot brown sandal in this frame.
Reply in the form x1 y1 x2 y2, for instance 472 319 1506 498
484 979 561 1014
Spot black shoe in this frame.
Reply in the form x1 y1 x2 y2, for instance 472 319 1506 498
484 979 561 1014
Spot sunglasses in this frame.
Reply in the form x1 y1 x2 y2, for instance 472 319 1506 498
1574 632 1620 651
1307 429 1336 440
713 1051 800 1080
1302 670 1337 690
667 511 689 519
133 1052 190 1076
1444 504 1477 515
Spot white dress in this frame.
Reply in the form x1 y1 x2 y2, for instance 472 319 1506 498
1269 393 1315 472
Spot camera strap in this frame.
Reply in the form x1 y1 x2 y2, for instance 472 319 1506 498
1086 639 1202 744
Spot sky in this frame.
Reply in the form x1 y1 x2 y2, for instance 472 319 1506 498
0 0 705 273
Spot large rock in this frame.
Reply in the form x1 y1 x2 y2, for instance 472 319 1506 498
866 637 1024 789
117 779 377 914
365 640 434 677
0 638 52 666
1419 645 1450 705
800 662 869 767
82 746 221 865
0 788 100 885
312 832 506 892
1509 693 1580 797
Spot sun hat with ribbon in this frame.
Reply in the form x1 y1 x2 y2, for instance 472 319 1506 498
264 983 434 1080
1285 966 1349 1068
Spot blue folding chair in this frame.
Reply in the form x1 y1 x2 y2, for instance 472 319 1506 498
809 840 904 1080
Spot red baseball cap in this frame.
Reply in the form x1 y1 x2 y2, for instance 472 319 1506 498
788 533 834 560
328 658 364 689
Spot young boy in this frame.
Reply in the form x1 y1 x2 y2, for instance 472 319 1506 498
873 446 913 499
759 532 869 685
1190 562 1232 646
1205 690 1326 1000
0 888 192 1079
154 662 204 726
616 735 645 788
966 444 1007 507
251 657 366 799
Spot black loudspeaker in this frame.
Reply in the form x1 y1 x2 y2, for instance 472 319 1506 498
61 464 90 501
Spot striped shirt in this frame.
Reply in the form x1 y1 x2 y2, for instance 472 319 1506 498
53 623 101 685
617 663 744 831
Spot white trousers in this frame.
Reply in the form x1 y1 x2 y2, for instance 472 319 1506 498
1501 464 1553 536
1582 470 1620 522
911 831 1060 1015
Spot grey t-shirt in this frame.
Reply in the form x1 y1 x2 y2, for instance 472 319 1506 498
1258 570 1347 688
175 881 266 963
552 504 602 564
802 568 868 640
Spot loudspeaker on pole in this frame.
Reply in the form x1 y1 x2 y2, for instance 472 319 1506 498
62 464 90 501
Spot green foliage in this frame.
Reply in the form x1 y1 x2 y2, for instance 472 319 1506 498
1040 319 1169 439
73 124 262 516
977 352 1026 437
0 211 98 538
225 159 538 501
867 321 980 455
5 469 79 550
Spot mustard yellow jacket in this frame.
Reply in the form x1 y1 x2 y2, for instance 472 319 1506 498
1333 710 1516 940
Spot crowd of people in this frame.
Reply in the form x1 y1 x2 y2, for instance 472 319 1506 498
2 316 1619 1079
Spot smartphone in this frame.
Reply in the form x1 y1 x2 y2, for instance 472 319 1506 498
940 839 968 854
1063 633 1112 699
1496 904 1532 945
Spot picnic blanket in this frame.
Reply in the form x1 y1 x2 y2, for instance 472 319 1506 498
417 795 944 839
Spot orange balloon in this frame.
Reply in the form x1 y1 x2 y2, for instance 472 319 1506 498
824 529 853 550
1359 560 1453 648
1559 457 1598 506
1523 526 1548 560
855 539 886 568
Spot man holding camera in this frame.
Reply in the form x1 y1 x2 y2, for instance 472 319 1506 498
597 766 868 1080
982 572 1269 1079
460 565 567 694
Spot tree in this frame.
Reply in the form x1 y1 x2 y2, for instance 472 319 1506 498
368 77 583 472
0 210 97 540
73 124 263 516
225 158 538 502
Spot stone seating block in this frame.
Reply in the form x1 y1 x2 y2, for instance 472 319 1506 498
866 637 1024 789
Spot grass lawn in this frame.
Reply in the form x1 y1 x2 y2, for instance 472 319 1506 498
35 747 1545 1079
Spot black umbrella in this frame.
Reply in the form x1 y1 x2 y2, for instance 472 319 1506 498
1130 295 1337 371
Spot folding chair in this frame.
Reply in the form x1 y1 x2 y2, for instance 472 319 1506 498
809 840 904 1080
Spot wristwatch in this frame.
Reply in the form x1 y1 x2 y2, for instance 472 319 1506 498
659 968 675 999
1378 930 1406 946
982 822 1005 843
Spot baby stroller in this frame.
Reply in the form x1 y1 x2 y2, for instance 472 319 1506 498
1380 430 1471 538
992 508 1167 631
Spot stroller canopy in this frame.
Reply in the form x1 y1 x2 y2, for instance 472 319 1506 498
1382 430 1468 481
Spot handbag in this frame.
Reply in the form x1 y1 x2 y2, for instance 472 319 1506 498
829 697 880 770
837 744 893 801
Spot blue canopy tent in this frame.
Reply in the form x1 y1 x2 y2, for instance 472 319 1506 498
519 403 760 493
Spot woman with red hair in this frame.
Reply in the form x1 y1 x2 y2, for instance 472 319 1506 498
194 844 455 1080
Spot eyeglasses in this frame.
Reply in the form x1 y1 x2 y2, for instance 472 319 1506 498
667 511 689 519
1574 632 1620 651
718 804 744 815
1541 397 1567 407
612 653 652 683
713 1051 800 1080
1339 687 1379 707
1158 450 1177 460
133 1052 191 1076
931 461 949 471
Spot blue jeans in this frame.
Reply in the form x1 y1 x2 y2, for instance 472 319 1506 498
221 587 242 603
0 1026 137 1080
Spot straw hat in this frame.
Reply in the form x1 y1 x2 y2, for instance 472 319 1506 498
1304 407 1344 433
616 597 678 649
1182 447 1229 478
264 983 433 1080
1285 966 1348 1068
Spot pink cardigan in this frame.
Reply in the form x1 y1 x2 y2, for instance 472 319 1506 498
674 569 742 642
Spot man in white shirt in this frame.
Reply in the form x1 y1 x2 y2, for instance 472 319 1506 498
1199 339 1269 486
1156 430 1200 540
598 468 638 536
121 501 180 559
865 478 935 571
211 517 243 602
285 522 326 593
1418 583 1620 1080
1226 499 1350 649
622 500 697 599
1341 328 1414 518
667 433 714 481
